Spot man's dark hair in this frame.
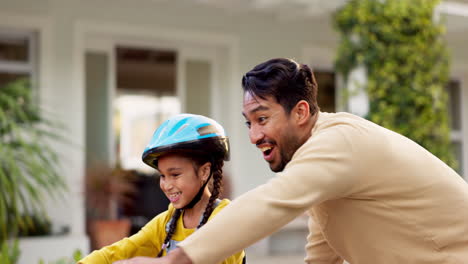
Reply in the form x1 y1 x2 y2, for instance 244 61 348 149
242 58 319 115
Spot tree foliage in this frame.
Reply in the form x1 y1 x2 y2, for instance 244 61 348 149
334 0 456 168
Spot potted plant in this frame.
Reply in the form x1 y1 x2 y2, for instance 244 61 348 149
0 79 67 261
85 164 137 250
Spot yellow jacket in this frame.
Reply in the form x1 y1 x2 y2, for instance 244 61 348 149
179 112 468 264
79 199 245 264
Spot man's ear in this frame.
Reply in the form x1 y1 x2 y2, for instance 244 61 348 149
293 100 311 126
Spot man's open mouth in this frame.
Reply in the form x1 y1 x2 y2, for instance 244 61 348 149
261 146 273 156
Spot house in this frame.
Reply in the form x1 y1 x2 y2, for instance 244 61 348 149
1 0 467 263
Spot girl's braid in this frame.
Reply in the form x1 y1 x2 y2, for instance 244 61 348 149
157 208 182 257
198 160 224 228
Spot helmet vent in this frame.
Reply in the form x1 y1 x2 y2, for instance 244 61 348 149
197 124 220 136
171 123 188 136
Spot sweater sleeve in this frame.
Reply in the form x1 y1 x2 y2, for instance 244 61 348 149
305 212 343 264
78 211 170 264
178 126 360 264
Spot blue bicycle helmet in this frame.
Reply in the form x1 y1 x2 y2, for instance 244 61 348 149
142 113 230 170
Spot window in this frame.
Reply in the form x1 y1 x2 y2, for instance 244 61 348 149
115 47 179 172
447 80 464 176
0 30 37 88
315 70 336 113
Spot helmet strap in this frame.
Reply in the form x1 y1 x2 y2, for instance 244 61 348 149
183 162 213 209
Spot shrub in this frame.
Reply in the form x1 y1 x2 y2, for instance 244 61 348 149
334 0 457 168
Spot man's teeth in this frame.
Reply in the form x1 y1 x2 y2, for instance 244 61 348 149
261 146 272 152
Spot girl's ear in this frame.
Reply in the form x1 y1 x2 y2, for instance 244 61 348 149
199 162 211 182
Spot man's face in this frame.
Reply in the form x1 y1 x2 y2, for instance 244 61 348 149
242 92 302 172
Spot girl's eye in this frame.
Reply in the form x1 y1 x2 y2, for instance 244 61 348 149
245 121 251 128
258 116 267 123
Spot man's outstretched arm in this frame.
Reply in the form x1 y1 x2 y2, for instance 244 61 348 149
177 128 359 264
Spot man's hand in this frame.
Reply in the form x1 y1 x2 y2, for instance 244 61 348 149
112 248 193 264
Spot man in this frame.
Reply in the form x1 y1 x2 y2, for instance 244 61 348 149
116 58 468 264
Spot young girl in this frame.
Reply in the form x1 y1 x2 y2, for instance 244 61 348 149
79 114 246 264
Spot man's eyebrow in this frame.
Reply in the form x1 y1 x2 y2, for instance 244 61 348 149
242 105 269 117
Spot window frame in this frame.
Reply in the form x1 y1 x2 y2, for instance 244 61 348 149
447 79 466 178
0 29 37 89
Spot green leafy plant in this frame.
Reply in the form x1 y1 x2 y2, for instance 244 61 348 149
334 0 457 168
17 214 52 237
38 249 83 264
0 79 67 244
0 240 20 264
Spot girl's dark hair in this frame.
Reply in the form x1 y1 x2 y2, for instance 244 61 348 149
242 58 319 115
157 153 224 257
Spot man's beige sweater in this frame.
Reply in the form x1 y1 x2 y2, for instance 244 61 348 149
178 112 468 264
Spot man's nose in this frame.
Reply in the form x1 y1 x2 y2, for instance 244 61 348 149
249 125 264 145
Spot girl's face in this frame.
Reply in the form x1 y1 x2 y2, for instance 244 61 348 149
158 154 210 209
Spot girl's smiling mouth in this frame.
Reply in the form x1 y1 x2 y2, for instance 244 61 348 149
167 192 181 202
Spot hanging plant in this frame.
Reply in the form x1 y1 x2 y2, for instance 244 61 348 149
334 0 457 169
